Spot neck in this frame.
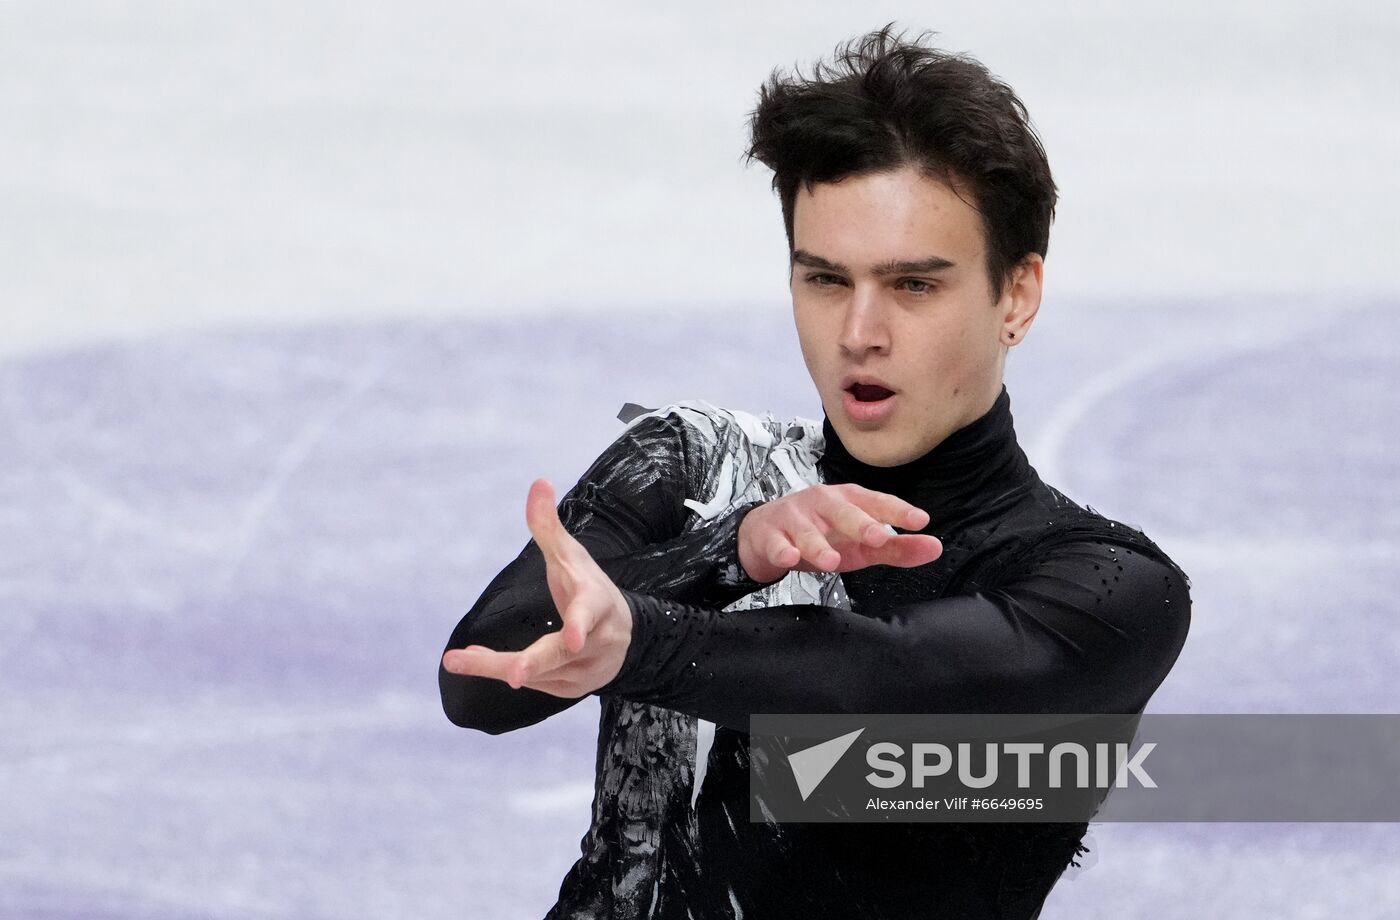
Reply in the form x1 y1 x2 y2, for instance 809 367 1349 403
818 384 1032 526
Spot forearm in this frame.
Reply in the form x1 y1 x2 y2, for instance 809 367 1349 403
598 591 1020 733
599 553 1191 733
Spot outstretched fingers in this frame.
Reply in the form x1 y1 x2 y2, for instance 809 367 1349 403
442 645 514 683
791 525 840 571
441 631 574 690
840 484 930 534
875 533 944 568
815 484 943 571
822 497 891 549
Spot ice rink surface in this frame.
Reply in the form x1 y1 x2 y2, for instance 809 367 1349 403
4 301 1399 918
3 2 1398 918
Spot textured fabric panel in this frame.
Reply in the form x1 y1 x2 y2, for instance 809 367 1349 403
549 401 849 920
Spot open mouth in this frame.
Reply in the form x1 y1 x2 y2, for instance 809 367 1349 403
847 383 895 402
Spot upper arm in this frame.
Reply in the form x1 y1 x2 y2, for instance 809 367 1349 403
552 413 692 558
885 536 1192 714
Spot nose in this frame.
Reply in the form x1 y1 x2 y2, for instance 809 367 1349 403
837 285 891 357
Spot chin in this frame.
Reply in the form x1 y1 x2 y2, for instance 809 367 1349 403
861 448 918 468
842 433 915 468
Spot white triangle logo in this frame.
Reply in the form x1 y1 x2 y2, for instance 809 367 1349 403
788 728 865 801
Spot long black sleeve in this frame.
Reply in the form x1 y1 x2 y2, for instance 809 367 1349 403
440 413 765 734
599 537 1191 733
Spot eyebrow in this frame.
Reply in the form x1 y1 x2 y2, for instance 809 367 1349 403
792 249 957 277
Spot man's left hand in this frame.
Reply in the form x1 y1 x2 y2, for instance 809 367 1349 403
441 478 632 698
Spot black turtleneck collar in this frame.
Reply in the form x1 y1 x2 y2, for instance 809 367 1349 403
818 384 1033 525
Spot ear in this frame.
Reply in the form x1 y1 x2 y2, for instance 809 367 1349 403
999 254 1043 346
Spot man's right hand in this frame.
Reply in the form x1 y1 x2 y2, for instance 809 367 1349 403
736 483 943 584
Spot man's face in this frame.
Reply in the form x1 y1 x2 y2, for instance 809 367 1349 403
790 164 1041 467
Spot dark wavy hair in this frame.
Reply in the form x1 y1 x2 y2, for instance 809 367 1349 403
744 24 1057 300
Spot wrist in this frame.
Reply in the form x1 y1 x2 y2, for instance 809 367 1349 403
596 588 652 698
736 502 784 585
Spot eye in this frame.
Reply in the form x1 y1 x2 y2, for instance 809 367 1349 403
806 273 847 287
899 279 937 295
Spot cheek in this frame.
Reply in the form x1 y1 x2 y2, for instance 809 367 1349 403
792 313 827 375
793 306 833 348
